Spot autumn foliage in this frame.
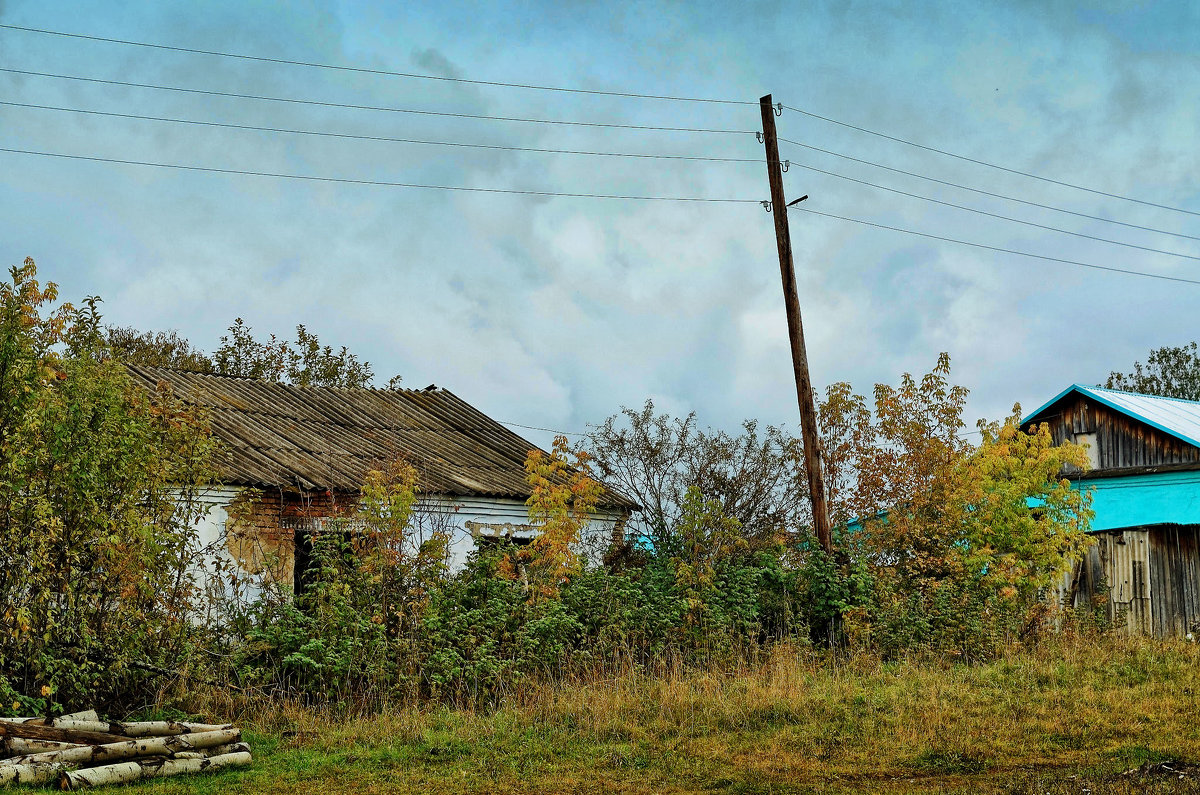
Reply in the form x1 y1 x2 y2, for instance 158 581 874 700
509 436 605 599
818 354 1094 655
0 259 218 713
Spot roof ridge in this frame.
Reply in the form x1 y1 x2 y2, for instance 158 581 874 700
1079 383 1200 407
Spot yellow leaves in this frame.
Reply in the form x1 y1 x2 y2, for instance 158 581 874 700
518 436 604 600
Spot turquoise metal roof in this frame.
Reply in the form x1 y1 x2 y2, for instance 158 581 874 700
1023 384 1200 450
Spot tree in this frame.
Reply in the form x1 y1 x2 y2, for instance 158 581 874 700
0 259 219 713
818 354 1093 656
105 327 215 372
1105 342 1200 401
587 401 807 553
512 436 605 599
109 318 398 389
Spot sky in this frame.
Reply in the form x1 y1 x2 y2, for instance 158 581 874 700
1 0 1197 447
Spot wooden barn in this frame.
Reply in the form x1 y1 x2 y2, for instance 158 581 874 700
1024 384 1200 637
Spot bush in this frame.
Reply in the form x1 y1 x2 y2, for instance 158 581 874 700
0 259 217 714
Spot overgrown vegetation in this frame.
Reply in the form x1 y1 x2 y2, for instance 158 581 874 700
64 636 1200 794
108 318 400 388
0 259 218 714
1 259 1105 732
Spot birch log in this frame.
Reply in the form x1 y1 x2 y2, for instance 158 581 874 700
36 720 112 735
50 711 99 725
202 741 251 757
60 751 251 789
0 710 99 727
0 722 120 745
109 720 231 737
5 728 241 767
49 718 231 737
1 736 85 755
0 761 68 786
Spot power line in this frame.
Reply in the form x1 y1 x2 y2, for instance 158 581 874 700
782 156 1200 261
782 103 1200 218
499 420 590 437
0 68 755 135
0 145 760 203
791 206 1200 286
779 137 1200 243
0 99 762 164
0 23 755 106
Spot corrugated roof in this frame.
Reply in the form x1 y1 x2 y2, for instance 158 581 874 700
1024 384 1200 449
125 365 637 510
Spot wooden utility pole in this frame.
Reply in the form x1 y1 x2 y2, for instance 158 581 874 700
759 94 832 554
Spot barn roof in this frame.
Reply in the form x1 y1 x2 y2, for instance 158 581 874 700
125 365 637 510
1024 384 1200 450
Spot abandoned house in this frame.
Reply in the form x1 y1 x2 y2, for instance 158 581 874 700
1024 384 1200 637
125 365 637 594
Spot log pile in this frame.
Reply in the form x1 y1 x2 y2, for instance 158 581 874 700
0 710 250 789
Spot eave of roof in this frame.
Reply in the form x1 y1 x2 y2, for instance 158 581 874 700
1023 383 1200 450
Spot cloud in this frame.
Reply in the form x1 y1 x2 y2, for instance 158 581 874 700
2 0 1197 442
410 47 464 80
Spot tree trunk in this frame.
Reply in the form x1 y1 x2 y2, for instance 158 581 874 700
1 737 85 755
202 741 250 758
50 711 99 725
5 728 240 767
0 761 67 786
49 718 230 737
0 723 121 746
59 751 252 789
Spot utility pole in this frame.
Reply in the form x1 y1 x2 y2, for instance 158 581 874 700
758 94 832 554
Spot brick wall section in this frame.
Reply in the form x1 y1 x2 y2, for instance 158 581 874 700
225 488 359 588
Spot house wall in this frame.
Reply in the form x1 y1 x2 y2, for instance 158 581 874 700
189 486 628 598
1038 395 1200 471
1065 526 1200 638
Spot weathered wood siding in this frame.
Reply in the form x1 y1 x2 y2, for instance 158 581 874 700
1037 395 1200 471
1069 526 1200 637
1148 526 1200 637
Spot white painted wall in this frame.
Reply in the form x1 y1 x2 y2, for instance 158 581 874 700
184 487 627 605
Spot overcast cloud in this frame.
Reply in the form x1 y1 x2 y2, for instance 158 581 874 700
1 0 1197 446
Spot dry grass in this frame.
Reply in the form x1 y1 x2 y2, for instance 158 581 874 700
34 634 1200 794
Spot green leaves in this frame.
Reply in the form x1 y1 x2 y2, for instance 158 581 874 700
1105 341 1200 401
0 258 218 713
817 355 1095 658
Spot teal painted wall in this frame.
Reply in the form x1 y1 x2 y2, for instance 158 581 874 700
1074 470 1200 531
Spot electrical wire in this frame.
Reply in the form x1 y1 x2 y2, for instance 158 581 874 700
779 138 1200 243
0 99 762 164
782 104 1200 218
10 98 1191 261
0 145 760 203
0 68 755 135
499 420 590 437
0 24 754 106
782 156 1200 261
790 206 1200 286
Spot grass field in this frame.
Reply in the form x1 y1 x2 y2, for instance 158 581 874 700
24 635 1200 793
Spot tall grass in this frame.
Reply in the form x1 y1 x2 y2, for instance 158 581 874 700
144 634 1200 794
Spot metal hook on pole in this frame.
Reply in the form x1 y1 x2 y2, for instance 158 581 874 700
781 159 790 173
761 200 773 212
755 131 764 143
774 102 783 116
